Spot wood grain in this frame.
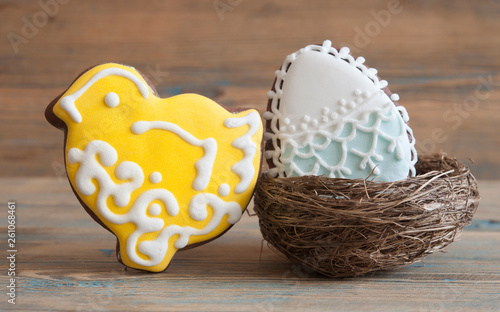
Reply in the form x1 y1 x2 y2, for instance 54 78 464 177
0 177 499 311
0 0 499 178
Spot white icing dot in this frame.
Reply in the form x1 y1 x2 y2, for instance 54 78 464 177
390 93 400 101
302 115 310 122
149 172 162 184
148 203 162 216
263 132 274 140
339 99 346 106
356 56 366 64
300 123 308 131
353 89 361 96
281 125 287 132
368 68 378 76
263 111 274 120
330 112 338 120
276 70 286 79
321 107 330 115
283 118 290 125
322 40 332 48
362 91 370 98
340 107 347 114
289 125 296 132
348 102 356 109
339 47 350 55
322 116 329 123
218 183 230 197
266 91 276 99
264 150 274 159
268 167 279 177
67 149 80 164
311 119 318 127
104 92 120 108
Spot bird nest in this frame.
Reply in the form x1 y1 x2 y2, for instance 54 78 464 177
254 153 480 278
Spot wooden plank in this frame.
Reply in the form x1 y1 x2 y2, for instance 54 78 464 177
475 180 500 225
0 177 498 311
0 0 500 178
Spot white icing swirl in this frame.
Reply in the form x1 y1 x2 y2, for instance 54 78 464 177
131 121 217 192
224 111 261 193
60 67 150 123
68 140 242 267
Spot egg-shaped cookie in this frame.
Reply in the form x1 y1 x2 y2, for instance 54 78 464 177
264 40 416 181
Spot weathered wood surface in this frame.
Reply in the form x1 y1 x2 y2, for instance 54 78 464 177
0 0 499 178
0 178 499 311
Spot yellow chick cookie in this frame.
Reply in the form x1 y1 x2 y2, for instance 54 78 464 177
45 63 263 272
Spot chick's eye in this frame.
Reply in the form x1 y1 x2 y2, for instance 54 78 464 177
104 92 120 108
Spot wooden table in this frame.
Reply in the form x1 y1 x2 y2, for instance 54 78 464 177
1 178 498 311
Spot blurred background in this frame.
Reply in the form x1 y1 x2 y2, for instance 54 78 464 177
1 0 499 179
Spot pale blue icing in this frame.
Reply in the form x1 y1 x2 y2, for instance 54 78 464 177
283 110 411 181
